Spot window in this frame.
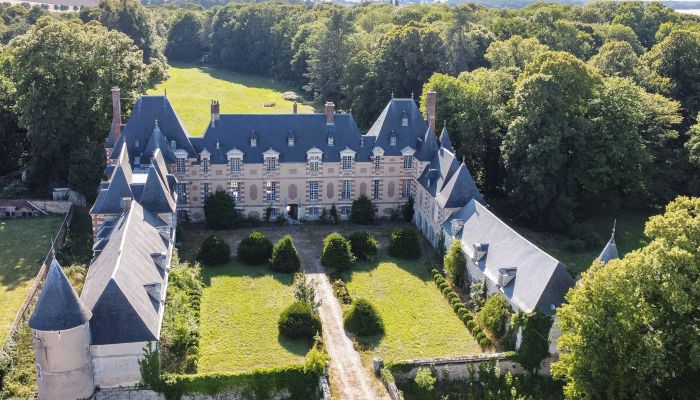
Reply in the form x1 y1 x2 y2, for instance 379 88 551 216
374 156 381 172
327 136 334 146
171 140 177 150
176 158 186 174
269 208 278 218
341 155 353 171
308 155 320 172
265 157 277 173
250 137 257 147
373 179 380 200
265 181 277 202
340 206 351 216
390 135 397 146
202 183 210 202
229 181 242 202
401 114 408 126
202 157 209 173
308 181 319 201
135 139 141 148
402 179 412 198
177 210 188 222
308 206 320 216
288 137 294 146
230 157 242 173
341 180 351 200
403 155 413 170
176 183 187 204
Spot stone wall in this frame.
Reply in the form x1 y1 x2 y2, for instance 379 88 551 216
95 389 164 400
386 353 525 382
28 200 73 214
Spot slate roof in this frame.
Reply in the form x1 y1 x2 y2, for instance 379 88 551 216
139 164 176 214
597 228 619 263
439 126 455 152
28 259 92 331
143 122 177 165
80 202 170 345
417 147 460 197
415 128 439 161
436 162 484 209
191 113 371 164
366 98 429 156
91 145 134 215
443 199 575 314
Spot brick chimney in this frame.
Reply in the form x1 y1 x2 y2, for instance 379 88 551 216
111 87 122 141
293 102 298 114
325 102 335 125
425 91 437 132
210 100 220 127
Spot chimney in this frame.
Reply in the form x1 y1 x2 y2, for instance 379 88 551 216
425 91 437 132
325 102 335 125
210 100 220 127
111 87 122 142
121 196 132 213
293 102 298 114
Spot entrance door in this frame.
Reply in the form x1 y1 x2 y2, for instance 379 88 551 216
287 204 298 220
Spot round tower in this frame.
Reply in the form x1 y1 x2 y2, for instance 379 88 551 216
28 259 94 400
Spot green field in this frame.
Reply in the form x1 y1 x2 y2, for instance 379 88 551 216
344 253 482 362
0 215 64 340
149 64 315 136
198 260 310 373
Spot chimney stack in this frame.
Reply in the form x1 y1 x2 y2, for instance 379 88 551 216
210 100 220 127
325 102 335 125
293 102 298 114
111 87 122 142
425 91 437 132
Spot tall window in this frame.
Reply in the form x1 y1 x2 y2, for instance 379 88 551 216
176 183 187 204
373 179 380 200
308 181 319 201
250 137 257 147
265 157 277 173
135 139 141 148
341 180 351 200
308 155 320 172
401 179 412 198
327 136 334 146
202 183 210 202
341 155 353 171
374 156 381 172
176 158 186 174
230 157 242 173
288 137 294 146
202 158 209 174
229 181 242 202
340 206 351 216
403 155 413 170
265 181 277 202
402 115 409 126
390 135 397 146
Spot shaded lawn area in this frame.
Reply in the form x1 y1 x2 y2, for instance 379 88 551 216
0 215 64 340
198 260 311 373
148 63 314 136
343 252 482 362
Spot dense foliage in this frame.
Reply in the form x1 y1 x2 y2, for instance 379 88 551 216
320 232 355 273
344 298 384 337
203 191 237 230
476 295 511 339
269 235 301 273
348 231 378 261
278 301 321 341
553 196 700 399
443 240 466 287
197 234 230 266
165 10 205 62
388 227 421 259
236 231 273 265
349 195 375 224
511 311 552 373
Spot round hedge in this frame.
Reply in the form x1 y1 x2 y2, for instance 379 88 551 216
344 298 384 336
270 235 301 273
321 233 356 273
431 268 440 275
278 301 321 340
466 320 477 331
457 308 469 319
479 338 492 349
387 228 421 259
197 234 230 265
237 231 273 265
348 231 378 261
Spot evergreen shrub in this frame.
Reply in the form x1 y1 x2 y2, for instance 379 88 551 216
321 232 356 273
479 338 492 349
237 231 273 265
204 190 238 229
270 235 301 273
387 228 421 259
197 235 230 265
278 301 321 341
350 195 375 224
348 231 378 261
344 298 384 336
444 240 466 287
466 320 477 331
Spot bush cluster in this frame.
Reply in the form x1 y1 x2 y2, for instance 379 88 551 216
388 228 421 259
197 234 230 266
443 240 466 287
321 232 356 273
567 222 602 249
204 190 239 229
350 195 375 224
432 269 491 349
332 279 352 304
476 295 512 339
344 298 384 336
348 231 378 261
269 235 301 273
278 301 321 341
237 231 273 265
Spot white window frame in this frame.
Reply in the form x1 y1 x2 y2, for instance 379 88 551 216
202 158 209 173
288 137 294 146
229 181 242 202
341 155 353 171
390 135 397 146
340 205 351 216
176 158 186 174
402 179 412 199
341 180 352 200
176 183 187 204
327 136 334 146
403 155 413 170
308 181 319 201
265 181 277 202
250 137 257 147
265 157 277 173
308 206 320 216
230 157 242 173
202 183 210 202
373 179 380 200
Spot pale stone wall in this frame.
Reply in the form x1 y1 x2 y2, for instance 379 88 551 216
95 389 164 400
387 354 525 382
92 341 148 388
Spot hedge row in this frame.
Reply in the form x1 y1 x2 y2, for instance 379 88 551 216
157 366 319 400
432 269 492 350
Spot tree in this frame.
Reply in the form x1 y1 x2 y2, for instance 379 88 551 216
476 295 511 339
444 14 494 74
588 41 644 83
485 35 548 71
511 311 552 373
278 301 321 341
197 234 230 266
293 270 318 308
204 191 237 230
344 298 384 336
687 115 700 167
388 228 421 259
165 11 204 62
602 23 644 54
401 196 414 223
9 17 150 199
270 235 301 273
237 231 273 266
553 196 700 399
414 367 436 392
348 231 378 261
0 74 27 177
321 232 355 273
350 195 375 225
443 240 466 287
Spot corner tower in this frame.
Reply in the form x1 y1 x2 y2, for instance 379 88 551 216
28 259 94 400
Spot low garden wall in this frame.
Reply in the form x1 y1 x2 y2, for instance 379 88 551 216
383 353 524 381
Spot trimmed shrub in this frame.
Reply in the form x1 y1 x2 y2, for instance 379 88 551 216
237 231 273 265
278 301 321 341
348 231 378 261
476 295 512 339
453 302 464 313
197 235 230 265
479 338 492 349
431 268 440 275
350 195 375 224
444 240 466 287
442 286 451 296
466 320 477 331
475 332 486 342
387 228 421 259
472 325 483 336
438 282 449 291
204 190 238 229
462 314 472 324
321 233 356 273
457 308 469 319
270 235 301 273
329 204 340 224
344 298 384 336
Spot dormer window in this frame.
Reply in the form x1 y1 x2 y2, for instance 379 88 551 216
327 136 334 146
403 155 413 170
171 140 176 150
216 140 220 150
498 267 517 287
135 139 141 148
202 157 209 173
265 157 277 172
307 148 322 172
390 132 397 146
342 155 353 171
401 111 408 127
288 137 294 146
473 243 489 261
250 137 257 147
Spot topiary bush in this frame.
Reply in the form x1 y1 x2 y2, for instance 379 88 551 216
457 308 469 319
388 228 421 259
321 232 356 273
479 338 492 349
444 240 466 287
237 231 273 265
476 295 512 339
278 301 321 341
344 298 384 336
204 190 238 229
350 195 375 224
197 235 230 265
270 235 301 273
466 320 477 331
348 231 378 261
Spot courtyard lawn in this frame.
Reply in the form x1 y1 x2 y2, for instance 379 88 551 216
344 252 482 362
148 63 314 136
198 260 311 373
0 215 64 340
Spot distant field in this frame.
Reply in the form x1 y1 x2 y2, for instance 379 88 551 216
149 64 315 136
0 215 64 340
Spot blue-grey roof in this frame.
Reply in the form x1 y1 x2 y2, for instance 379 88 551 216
366 98 428 156
139 164 176 214
417 147 460 197
81 202 169 345
28 259 92 331
436 162 484 209
91 148 134 215
143 122 177 165
416 128 439 161
444 199 575 314
439 126 455 152
192 113 370 164
597 230 619 263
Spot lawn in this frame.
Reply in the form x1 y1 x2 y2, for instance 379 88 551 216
0 215 64 340
198 260 311 373
343 252 482 362
149 63 315 136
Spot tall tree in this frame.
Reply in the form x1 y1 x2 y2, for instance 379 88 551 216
485 35 549 71
165 11 204 63
588 40 645 84
0 69 27 177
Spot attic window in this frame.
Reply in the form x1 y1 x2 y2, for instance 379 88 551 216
473 242 489 261
498 267 517 287
250 137 257 147
135 139 141 148
170 140 176 150
288 137 294 146
390 132 397 146
401 112 408 127
327 136 334 146
216 140 220 150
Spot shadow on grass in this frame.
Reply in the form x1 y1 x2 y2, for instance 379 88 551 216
343 250 434 286
277 333 313 357
199 259 295 287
